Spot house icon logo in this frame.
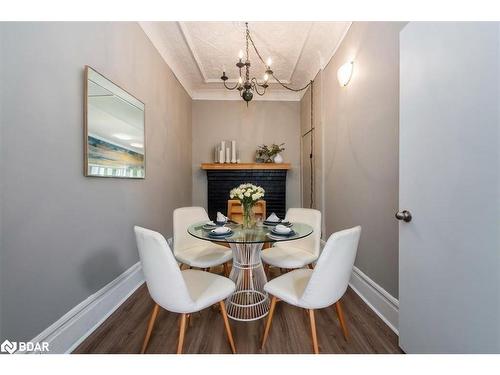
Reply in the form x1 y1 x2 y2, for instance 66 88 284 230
1 339 17 354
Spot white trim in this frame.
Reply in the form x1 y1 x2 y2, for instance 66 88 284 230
138 22 194 97
318 239 399 335
204 78 292 84
178 21 209 83
288 22 315 82
140 21 352 102
21 262 144 354
321 22 353 71
192 88 302 101
349 266 399 335
299 21 353 100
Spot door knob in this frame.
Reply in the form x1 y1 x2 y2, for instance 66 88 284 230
395 210 412 222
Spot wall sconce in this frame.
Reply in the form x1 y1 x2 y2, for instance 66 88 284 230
337 61 354 87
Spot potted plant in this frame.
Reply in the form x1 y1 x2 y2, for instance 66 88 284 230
229 183 265 228
256 143 285 163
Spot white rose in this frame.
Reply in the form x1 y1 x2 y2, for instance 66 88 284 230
238 194 244 200
244 191 251 197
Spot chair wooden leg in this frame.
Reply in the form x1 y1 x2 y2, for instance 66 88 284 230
335 301 349 341
219 301 237 353
177 313 187 354
261 296 278 349
141 303 160 354
308 309 319 354
223 262 229 277
308 263 314 269
264 264 270 278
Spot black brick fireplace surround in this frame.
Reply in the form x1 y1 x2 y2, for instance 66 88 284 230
203 165 289 220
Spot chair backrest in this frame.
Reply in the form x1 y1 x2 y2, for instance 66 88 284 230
283 208 322 257
134 226 195 312
299 226 361 309
173 206 209 254
227 200 266 224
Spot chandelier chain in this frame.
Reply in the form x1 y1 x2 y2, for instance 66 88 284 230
245 23 313 92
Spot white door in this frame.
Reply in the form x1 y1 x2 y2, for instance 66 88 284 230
399 22 500 353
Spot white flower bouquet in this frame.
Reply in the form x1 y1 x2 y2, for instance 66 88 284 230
229 183 265 228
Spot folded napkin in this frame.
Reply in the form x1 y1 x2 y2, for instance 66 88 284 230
266 212 281 223
274 224 291 234
216 212 227 223
212 226 230 234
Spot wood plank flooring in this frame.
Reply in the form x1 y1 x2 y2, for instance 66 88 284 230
74 269 402 354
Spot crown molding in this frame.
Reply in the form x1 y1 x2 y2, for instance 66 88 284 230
192 88 301 101
177 21 209 82
321 21 353 71
299 21 353 101
288 22 314 83
139 21 352 102
205 78 292 84
139 21 194 97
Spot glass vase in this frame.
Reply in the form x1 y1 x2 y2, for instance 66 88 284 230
242 202 256 229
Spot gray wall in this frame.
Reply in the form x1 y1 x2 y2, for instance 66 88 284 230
0 22 193 341
303 22 405 298
192 100 301 211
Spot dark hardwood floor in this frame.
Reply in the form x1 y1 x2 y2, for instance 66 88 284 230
74 268 402 354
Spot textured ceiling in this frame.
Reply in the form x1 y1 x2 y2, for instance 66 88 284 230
140 21 351 101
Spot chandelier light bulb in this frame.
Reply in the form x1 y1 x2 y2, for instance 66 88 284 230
238 77 243 84
263 73 269 81
238 50 244 59
266 57 272 67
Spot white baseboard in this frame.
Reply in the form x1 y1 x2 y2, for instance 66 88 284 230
19 238 397 353
318 239 399 334
349 266 399 335
22 261 144 354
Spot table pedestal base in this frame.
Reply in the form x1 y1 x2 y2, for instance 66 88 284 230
225 242 270 321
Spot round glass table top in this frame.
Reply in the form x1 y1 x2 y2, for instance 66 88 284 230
187 221 313 244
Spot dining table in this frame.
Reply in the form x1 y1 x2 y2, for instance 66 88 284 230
187 221 313 322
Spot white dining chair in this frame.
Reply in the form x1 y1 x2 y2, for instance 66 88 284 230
261 226 361 354
173 207 232 274
134 226 237 354
261 208 322 272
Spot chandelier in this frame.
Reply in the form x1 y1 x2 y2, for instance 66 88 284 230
220 22 312 104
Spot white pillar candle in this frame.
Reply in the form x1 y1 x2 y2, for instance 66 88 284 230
231 140 237 163
219 147 225 163
225 147 230 163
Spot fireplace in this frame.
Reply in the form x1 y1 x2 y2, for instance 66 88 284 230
201 163 290 221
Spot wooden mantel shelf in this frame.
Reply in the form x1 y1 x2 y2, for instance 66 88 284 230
201 162 291 170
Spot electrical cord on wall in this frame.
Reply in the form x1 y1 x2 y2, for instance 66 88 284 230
301 80 315 209
310 80 314 209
